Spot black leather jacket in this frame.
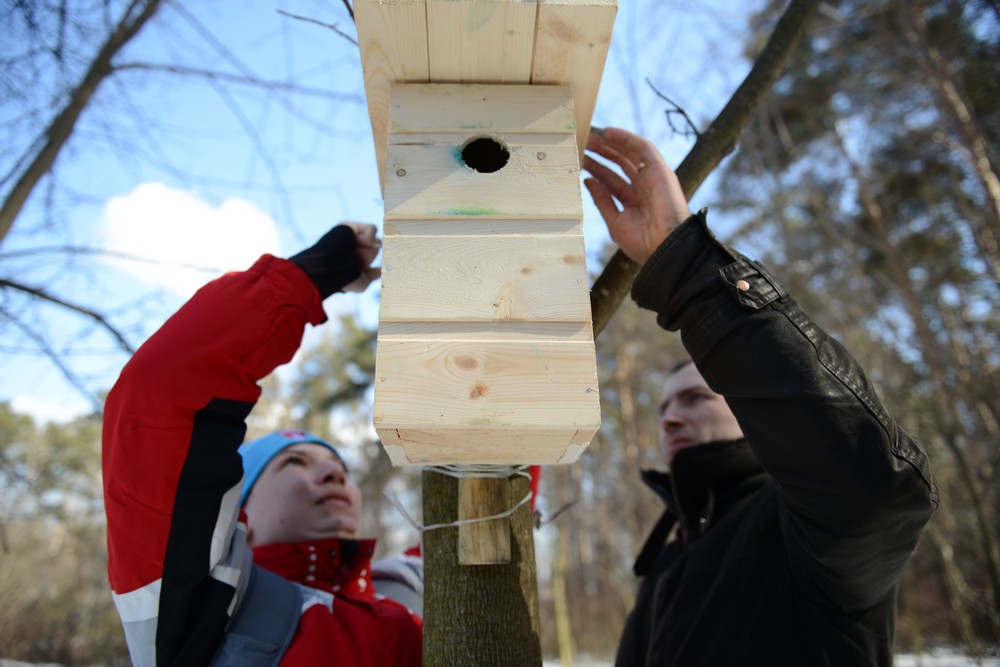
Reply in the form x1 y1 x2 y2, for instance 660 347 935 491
616 211 937 666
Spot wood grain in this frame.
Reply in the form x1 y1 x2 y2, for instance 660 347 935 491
458 477 512 564
379 235 591 322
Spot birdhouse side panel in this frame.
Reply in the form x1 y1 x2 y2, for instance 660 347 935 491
373 338 600 426
379 233 591 322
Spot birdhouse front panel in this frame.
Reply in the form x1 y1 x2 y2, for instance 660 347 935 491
373 83 600 465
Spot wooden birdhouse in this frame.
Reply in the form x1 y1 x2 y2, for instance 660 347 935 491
357 0 617 468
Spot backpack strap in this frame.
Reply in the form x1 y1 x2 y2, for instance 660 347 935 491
208 565 302 667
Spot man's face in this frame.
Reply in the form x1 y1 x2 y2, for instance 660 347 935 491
658 363 744 465
244 443 363 547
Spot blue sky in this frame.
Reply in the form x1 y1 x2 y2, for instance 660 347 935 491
0 0 761 423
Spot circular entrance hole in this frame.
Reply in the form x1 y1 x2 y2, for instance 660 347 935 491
461 136 510 173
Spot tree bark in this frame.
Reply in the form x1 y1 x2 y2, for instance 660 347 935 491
926 525 984 663
590 0 823 335
552 467 575 667
422 469 542 667
0 0 164 246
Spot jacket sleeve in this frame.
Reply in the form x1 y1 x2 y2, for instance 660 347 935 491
102 227 359 666
631 210 937 611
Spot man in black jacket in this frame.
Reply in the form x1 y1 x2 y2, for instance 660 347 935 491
583 127 937 666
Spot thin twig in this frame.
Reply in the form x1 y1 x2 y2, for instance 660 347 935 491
115 62 364 101
645 77 702 139
0 304 105 413
0 244 226 273
0 278 135 353
276 8 358 46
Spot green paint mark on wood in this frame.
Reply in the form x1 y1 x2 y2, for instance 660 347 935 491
434 208 504 216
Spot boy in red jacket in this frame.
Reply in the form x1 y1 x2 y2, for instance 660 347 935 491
103 223 422 667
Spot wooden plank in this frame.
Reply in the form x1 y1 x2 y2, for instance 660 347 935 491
377 322 594 343
380 235 590 322
384 133 582 219
355 0 430 191
384 218 583 236
459 477 511 564
373 339 600 429
378 427 595 466
389 84 575 134
533 0 618 156
426 0 537 83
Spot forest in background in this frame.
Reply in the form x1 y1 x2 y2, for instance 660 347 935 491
1 0 998 664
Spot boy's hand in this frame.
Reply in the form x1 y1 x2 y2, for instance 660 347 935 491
341 222 382 293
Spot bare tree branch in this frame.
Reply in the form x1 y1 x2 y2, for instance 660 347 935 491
276 9 358 46
0 305 103 412
203 73 305 245
0 244 221 274
590 0 823 337
0 279 135 354
0 0 164 247
114 62 365 101
645 77 702 139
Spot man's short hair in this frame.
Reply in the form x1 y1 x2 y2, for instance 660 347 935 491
667 358 693 375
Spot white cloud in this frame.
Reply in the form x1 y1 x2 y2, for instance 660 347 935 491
99 183 281 297
11 394 91 425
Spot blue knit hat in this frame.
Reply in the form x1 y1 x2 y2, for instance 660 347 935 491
238 430 340 506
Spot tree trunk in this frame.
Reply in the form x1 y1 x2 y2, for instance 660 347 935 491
422 469 541 667
0 0 164 246
553 467 575 667
926 525 984 664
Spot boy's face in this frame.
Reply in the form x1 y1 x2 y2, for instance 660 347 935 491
244 443 363 546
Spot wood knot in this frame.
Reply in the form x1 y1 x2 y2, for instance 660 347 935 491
456 354 479 370
469 383 490 399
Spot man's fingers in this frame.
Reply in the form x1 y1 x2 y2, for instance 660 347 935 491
583 155 631 203
584 178 622 228
603 127 658 171
586 136 638 175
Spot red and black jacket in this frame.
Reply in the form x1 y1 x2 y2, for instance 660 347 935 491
103 227 421 666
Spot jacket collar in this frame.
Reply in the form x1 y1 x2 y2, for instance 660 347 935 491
253 537 378 600
642 439 766 532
